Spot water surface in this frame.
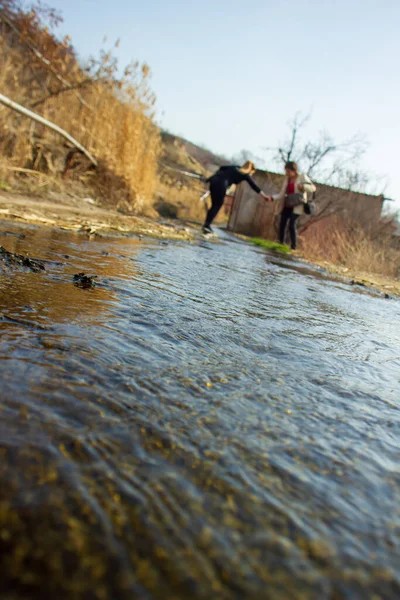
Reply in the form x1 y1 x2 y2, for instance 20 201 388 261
1 223 399 599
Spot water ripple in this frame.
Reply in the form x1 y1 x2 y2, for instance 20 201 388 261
0 223 399 599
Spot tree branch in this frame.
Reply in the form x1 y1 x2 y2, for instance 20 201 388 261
29 79 92 108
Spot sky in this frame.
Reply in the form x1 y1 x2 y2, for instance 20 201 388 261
34 0 400 214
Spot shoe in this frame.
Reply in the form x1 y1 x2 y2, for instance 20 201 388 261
202 225 213 234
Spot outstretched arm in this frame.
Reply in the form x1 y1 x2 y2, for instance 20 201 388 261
244 173 262 194
260 190 272 201
243 175 274 201
267 179 287 202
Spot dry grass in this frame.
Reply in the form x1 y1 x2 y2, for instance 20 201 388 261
0 7 161 213
155 179 207 221
154 134 210 222
155 177 231 226
154 135 229 224
301 219 400 279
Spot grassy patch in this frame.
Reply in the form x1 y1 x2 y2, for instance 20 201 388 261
249 238 291 253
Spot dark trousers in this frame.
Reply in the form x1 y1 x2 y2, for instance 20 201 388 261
204 180 226 227
279 207 300 249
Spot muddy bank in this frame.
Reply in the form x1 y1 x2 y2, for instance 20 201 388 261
0 190 196 241
309 260 400 298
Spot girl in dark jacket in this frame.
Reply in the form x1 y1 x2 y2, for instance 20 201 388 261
203 160 270 233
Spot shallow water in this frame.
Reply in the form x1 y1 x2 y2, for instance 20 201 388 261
1 223 399 599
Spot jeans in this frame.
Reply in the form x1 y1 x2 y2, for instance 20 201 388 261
279 208 300 249
204 179 227 227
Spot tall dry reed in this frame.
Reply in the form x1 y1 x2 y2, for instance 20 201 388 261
0 4 161 212
302 219 400 279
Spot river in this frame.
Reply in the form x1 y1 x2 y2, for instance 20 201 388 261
1 223 399 599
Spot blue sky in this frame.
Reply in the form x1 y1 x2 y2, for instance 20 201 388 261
37 0 399 213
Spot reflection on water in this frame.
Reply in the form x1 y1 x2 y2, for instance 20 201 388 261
0 222 400 599
0 226 142 325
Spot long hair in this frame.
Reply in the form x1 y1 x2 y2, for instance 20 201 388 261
238 160 256 175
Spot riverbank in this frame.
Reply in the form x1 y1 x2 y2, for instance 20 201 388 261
0 190 196 242
1 190 399 297
308 259 400 297
245 236 400 298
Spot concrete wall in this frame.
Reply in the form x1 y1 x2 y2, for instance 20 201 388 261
228 171 282 238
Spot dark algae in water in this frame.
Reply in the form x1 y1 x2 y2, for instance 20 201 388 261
0 244 45 272
73 272 97 289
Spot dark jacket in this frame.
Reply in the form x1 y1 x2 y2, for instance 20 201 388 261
208 165 261 194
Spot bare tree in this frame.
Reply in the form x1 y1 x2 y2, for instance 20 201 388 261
275 112 310 164
264 111 385 193
263 112 390 236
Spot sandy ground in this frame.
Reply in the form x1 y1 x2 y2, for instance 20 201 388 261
1 190 399 298
0 191 196 241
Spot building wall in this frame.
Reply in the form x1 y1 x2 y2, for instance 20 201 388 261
228 171 281 238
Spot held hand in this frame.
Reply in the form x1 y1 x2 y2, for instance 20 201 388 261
297 183 304 192
260 192 273 202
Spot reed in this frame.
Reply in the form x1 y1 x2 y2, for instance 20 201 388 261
0 3 161 212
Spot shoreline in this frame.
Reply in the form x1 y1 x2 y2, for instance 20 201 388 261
1 190 399 298
309 261 400 298
0 190 196 242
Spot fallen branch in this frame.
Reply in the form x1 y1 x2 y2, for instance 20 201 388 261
0 92 97 167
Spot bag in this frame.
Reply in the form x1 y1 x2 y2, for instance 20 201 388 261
284 192 304 209
304 191 317 215
304 201 314 214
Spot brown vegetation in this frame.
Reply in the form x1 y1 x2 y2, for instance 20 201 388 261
154 132 229 224
0 1 161 213
299 216 400 290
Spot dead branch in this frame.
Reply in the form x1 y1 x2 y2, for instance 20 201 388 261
30 79 92 108
0 92 97 167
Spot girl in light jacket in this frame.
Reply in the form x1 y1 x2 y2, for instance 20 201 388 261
268 161 316 250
